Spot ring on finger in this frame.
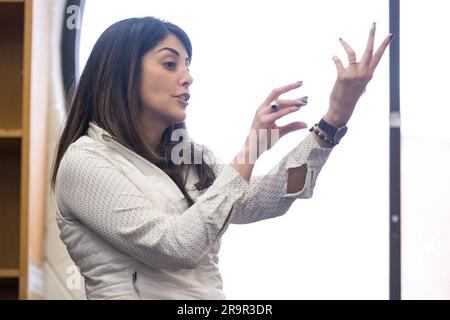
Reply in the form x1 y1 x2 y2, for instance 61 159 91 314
270 101 279 112
349 60 357 64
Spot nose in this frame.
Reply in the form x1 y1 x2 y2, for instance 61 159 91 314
181 67 193 88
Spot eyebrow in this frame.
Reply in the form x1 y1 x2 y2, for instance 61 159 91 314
156 47 190 63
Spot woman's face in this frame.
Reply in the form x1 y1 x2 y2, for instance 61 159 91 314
139 34 193 129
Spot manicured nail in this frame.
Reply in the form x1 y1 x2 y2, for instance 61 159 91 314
339 37 343 41
297 96 308 103
389 33 394 40
371 22 376 30
297 80 303 85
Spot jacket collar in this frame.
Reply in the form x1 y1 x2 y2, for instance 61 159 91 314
87 122 187 204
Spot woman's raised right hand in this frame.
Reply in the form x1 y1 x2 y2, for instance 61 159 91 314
248 81 309 158
231 81 309 181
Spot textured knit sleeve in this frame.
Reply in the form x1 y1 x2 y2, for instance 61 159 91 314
223 133 333 224
55 144 248 271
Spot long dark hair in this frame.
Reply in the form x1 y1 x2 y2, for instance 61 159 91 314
51 17 215 206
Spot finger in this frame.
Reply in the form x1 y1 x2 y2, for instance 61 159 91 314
262 105 303 124
339 37 357 64
263 81 303 106
278 121 308 138
332 56 344 73
360 22 376 66
268 97 308 111
370 33 394 72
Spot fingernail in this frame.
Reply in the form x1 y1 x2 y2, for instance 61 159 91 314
371 22 376 30
297 97 308 103
339 37 343 41
389 33 394 41
297 80 303 85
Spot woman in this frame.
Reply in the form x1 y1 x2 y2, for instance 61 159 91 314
52 17 391 299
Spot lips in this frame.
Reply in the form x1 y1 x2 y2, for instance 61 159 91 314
175 93 190 101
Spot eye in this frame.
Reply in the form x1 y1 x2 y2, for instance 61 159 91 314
164 62 176 70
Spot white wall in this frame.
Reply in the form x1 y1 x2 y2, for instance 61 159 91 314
400 0 450 300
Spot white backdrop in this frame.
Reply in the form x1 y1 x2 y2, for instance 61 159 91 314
80 0 390 299
400 0 450 300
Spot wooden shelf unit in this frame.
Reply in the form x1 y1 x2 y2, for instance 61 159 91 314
0 0 32 300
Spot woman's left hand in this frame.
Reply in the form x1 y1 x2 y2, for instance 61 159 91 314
324 23 393 127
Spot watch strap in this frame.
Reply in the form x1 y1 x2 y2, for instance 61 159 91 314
309 125 337 147
318 118 337 138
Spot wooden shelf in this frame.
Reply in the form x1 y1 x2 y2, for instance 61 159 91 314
0 1 23 294
0 4 24 294
1 0 47 300
0 269 20 278
0 129 22 138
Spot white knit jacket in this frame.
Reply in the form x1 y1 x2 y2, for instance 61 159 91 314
55 122 332 299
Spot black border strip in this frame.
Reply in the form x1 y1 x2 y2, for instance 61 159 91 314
389 0 401 300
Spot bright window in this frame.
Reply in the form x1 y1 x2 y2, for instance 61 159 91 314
80 0 390 299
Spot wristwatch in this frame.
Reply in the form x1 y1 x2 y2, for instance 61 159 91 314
317 118 348 145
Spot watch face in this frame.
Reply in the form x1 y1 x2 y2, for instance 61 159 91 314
335 126 348 142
